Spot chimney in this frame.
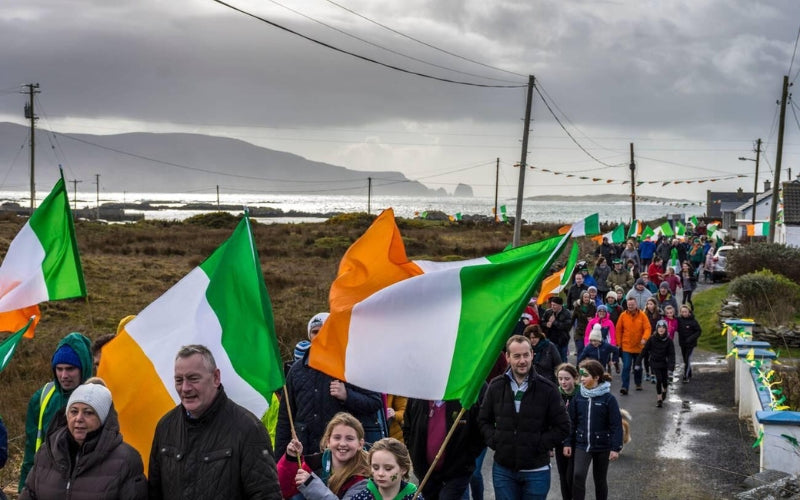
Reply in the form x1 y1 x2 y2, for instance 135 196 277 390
764 180 771 192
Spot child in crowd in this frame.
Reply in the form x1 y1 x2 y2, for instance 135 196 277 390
642 298 661 383
677 305 702 383
663 267 681 295
555 363 579 500
578 325 620 373
584 305 617 347
278 412 370 499
604 292 624 326
351 438 422 500
640 320 676 407
564 360 623 500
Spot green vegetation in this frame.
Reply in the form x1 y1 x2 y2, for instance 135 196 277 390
729 270 800 325
727 242 800 283
694 283 730 353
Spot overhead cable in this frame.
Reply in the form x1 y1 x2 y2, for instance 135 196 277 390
210 0 526 88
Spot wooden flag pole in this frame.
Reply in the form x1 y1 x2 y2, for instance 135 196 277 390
412 406 467 500
282 385 303 467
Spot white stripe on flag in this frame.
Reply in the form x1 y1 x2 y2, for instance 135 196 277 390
345 268 464 399
0 224 47 312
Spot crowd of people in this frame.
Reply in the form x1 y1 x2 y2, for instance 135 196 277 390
2 231 715 500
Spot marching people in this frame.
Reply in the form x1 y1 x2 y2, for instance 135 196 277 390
276 313 384 457
620 241 640 271
148 345 280 500
564 360 623 500
642 298 662 383
679 261 697 310
571 291 596 361
20 382 147 500
526 324 562 386
592 257 611 297
577 325 620 373
625 278 652 310
640 320 676 407
603 291 624 326
616 297 651 395
479 335 570 499
584 305 617 347
565 274 588 311
606 259 632 296
278 412 370 499
541 297 572 363
554 363 579 500
19 332 93 491
654 282 679 315
403 394 484 500
351 438 422 500
677 305 702 384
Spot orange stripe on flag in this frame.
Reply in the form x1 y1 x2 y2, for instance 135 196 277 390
98 330 175 474
310 209 423 380
537 270 563 305
0 305 40 338
558 225 571 235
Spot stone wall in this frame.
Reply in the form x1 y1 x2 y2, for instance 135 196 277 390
718 297 800 348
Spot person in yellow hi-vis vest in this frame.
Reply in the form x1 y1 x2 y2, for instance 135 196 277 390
18 332 92 492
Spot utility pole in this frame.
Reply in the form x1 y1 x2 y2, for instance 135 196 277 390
367 177 372 214
629 143 636 221
95 174 100 220
216 185 220 210
752 139 762 227
494 158 500 223
769 76 790 243
23 83 40 212
69 179 82 212
513 75 535 248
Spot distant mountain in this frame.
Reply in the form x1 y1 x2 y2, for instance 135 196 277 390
0 122 450 196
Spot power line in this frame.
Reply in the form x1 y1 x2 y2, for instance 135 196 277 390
320 0 527 80
210 0 526 88
264 0 522 85
789 23 800 83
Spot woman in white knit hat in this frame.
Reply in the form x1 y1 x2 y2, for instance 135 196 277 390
20 381 147 499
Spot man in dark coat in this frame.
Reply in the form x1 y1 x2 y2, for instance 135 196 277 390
479 335 570 500
148 345 281 500
541 297 572 363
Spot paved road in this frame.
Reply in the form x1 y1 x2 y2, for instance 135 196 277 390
467 282 760 499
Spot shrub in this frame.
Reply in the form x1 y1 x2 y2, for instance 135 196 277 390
729 270 800 325
325 212 375 228
184 211 241 229
727 243 800 283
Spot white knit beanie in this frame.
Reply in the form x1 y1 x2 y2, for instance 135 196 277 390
307 312 330 339
589 324 603 342
67 384 113 424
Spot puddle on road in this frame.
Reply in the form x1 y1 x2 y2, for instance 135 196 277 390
656 396 718 459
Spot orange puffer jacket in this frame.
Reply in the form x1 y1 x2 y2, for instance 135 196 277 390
615 309 652 353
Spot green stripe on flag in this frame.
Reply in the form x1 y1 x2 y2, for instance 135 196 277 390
628 220 639 238
583 213 600 236
442 233 569 407
610 224 626 244
559 241 580 286
659 222 674 237
200 215 285 397
641 226 655 240
0 318 34 373
29 176 86 300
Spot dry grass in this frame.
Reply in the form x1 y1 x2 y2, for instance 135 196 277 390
0 213 560 493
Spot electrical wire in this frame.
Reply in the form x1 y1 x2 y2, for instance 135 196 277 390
320 0 527 79
0 134 28 191
265 0 522 84
210 0 526 88
789 23 800 83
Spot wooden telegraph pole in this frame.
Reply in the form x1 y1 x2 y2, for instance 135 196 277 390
769 76 789 243
513 75 535 248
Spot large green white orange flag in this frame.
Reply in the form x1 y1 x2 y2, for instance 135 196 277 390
98 214 284 470
570 213 600 237
0 175 86 337
537 240 579 304
309 209 570 408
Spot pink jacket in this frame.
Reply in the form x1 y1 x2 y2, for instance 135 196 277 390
584 317 617 346
663 316 678 340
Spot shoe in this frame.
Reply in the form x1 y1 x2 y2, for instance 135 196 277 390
682 377 689 384
620 388 628 395
635 385 643 391
615 363 620 374
656 400 663 408
651 377 656 384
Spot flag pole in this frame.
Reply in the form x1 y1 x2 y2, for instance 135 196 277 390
412 406 467 500
282 385 303 467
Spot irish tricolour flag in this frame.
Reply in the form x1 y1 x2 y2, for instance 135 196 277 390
0 175 85 337
98 214 284 470
309 209 569 407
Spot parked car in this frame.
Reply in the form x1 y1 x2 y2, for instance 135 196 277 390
710 244 739 282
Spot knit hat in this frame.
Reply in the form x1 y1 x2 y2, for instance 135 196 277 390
634 278 645 287
589 324 603 342
293 340 311 361
67 384 113 425
307 312 330 338
588 286 597 293
606 291 617 300
659 281 670 289
52 344 81 370
656 319 668 330
596 304 608 313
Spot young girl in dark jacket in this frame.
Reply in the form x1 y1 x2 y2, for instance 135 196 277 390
564 360 622 500
640 320 676 407
676 305 702 383
555 363 579 500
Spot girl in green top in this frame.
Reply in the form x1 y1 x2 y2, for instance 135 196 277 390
352 438 423 500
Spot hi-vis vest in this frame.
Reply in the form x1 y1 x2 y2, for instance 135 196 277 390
35 382 57 452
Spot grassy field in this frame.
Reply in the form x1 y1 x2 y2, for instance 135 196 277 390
0 211 587 493
694 283 731 353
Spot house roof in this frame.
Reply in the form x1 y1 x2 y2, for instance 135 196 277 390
783 181 800 224
707 190 749 218
733 190 772 213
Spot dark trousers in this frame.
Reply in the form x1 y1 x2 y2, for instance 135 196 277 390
681 345 695 379
653 366 669 396
572 448 610 500
555 449 574 500
682 290 694 309
422 472 471 500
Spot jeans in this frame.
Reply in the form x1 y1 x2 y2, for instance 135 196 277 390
462 448 487 500
572 448 610 500
491 462 550 500
574 337 585 361
681 344 695 379
558 343 569 364
620 351 642 390
422 472 471 500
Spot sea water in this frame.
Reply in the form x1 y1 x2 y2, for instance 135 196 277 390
0 191 705 224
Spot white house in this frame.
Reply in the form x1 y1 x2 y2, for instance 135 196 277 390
778 180 800 247
733 183 773 241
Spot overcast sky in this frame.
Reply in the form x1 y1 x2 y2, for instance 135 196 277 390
1 0 799 200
